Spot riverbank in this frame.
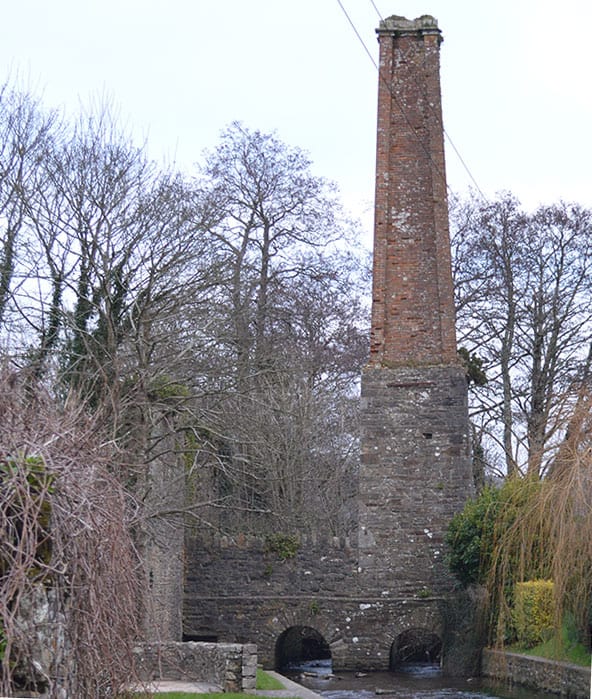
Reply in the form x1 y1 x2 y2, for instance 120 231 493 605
128 660 584 699
482 648 590 698
247 672 324 699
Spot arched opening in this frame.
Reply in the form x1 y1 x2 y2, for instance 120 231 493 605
275 626 331 672
389 628 442 669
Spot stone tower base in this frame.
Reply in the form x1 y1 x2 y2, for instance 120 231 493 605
359 365 473 595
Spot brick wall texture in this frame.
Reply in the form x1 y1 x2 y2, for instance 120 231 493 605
370 15 456 366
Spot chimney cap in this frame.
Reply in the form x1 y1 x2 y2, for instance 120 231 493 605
377 14 441 36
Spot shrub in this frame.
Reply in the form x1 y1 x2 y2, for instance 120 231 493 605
445 485 501 586
446 477 544 588
512 580 554 648
0 371 145 697
264 533 300 561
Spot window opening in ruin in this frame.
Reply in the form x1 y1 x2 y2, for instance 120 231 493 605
389 628 442 669
275 625 332 673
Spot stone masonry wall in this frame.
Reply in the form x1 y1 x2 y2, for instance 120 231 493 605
184 535 446 670
482 649 590 698
134 641 257 692
359 365 473 595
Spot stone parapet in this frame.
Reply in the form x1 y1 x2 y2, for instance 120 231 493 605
134 641 257 692
209 533 355 551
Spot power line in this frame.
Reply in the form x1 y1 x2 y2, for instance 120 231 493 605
335 0 378 70
336 0 449 195
444 131 487 200
368 0 382 21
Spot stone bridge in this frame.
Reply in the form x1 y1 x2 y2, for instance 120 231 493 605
183 534 447 670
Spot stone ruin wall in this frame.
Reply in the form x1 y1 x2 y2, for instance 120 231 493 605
134 641 257 692
183 534 449 670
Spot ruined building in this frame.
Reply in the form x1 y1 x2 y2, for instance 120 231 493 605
176 14 473 669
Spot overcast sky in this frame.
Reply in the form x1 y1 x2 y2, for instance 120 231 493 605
2 1 591 236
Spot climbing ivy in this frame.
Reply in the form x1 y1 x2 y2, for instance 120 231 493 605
0 454 55 580
458 347 488 387
264 533 300 561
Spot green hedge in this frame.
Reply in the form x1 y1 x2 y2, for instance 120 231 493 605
512 579 554 648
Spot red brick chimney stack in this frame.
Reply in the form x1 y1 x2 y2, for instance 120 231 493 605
370 15 457 367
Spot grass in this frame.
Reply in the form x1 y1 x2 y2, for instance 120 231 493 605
516 638 591 667
256 668 286 690
509 622 592 667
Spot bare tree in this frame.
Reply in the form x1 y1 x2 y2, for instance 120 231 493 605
0 90 225 661
0 85 58 332
451 193 592 477
0 92 371 683
195 122 359 381
185 123 369 537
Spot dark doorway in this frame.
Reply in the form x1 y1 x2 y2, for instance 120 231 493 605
389 628 442 668
275 626 331 670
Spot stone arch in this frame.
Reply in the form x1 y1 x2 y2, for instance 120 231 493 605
389 627 442 668
275 625 332 670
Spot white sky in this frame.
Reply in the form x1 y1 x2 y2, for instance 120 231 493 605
2 0 591 237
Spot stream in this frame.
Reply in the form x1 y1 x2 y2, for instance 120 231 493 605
282 659 561 699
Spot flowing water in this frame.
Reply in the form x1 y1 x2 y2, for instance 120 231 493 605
283 659 561 699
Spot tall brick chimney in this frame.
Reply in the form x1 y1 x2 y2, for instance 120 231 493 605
370 15 456 367
358 15 473 602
